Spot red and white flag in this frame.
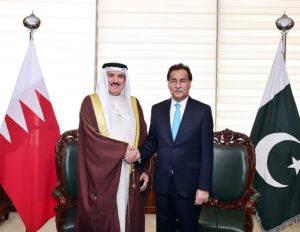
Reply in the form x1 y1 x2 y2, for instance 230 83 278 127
0 41 60 232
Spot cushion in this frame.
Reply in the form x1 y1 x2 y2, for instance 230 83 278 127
211 145 248 202
61 207 77 232
63 143 78 199
198 206 245 232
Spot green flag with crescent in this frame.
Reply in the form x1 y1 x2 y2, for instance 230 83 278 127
250 39 300 231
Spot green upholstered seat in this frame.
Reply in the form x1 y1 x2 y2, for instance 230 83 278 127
61 207 77 232
199 207 245 232
52 130 78 232
198 129 259 232
210 145 248 202
63 143 78 200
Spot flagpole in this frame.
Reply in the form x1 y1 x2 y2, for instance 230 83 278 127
275 12 294 62
22 11 41 232
23 11 41 41
94 0 99 93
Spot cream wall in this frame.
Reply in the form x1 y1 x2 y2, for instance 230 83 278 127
0 0 95 133
0 0 300 134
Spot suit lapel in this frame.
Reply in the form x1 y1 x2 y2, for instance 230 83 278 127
162 99 173 143
174 97 194 142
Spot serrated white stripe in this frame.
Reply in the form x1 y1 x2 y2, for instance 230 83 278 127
35 78 50 101
6 94 29 133
17 80 48 122
0 121 11 143
0 41 50 143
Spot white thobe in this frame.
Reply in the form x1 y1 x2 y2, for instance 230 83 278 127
109 94 136 232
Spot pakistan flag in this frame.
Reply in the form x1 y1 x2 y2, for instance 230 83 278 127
250 39 300 231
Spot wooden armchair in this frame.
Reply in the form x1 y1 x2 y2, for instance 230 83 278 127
198 129 260 232
52 130 78 232
52 129 156 231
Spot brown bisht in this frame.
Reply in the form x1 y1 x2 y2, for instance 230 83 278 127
75 94 151 232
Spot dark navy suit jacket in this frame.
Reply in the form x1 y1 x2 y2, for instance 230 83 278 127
139 97 214 197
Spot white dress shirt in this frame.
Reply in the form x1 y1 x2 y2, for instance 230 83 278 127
170 96 189 128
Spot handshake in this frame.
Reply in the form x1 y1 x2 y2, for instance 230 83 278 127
124 145 141 164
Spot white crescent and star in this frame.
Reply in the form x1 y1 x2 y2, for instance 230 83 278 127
288 157 300 175
255 132 300 188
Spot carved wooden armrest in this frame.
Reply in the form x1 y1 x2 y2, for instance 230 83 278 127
52 188 68 232
245 192 260 215
207 197 218 207
52 188 67 210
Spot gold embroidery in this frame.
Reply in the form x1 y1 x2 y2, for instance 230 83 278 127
80 111 101 136
131 96 140 148
89 93 109 137
130 96 141 189
127 96 141 231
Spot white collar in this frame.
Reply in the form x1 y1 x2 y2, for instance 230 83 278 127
171 96 189 108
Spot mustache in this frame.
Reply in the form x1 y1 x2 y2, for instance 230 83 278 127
111 82 120 86
173 87 184 92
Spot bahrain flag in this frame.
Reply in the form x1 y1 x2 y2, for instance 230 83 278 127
0 40 60 232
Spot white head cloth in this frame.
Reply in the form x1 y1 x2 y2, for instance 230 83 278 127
95 64 135 136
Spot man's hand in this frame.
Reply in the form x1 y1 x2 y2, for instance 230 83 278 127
194 189 209 206
124 145 140 164
139 172 149 191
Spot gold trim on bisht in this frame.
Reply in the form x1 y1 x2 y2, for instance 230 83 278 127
89 93 109 136
131 96 140 148
129 96 140 189
89 94 141 189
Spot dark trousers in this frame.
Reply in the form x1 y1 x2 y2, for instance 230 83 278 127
155 176 201 232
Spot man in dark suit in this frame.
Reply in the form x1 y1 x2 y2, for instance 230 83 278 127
125 63 214 232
